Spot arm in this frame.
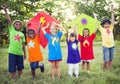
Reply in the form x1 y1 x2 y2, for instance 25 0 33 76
67 29 71 42
25 22 30 37
67 25 77 41
38 22 41 37
22 42 26 59
56 23 66 35
94 22 99 34
74 25 78 40
1 4 12 25
93 13 99 33
111 5 114 26
41 23 49 35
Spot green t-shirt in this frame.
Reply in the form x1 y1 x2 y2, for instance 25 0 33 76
8 25 25 55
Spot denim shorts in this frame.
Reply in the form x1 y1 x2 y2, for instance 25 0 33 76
103 46 114 62
30 62 39 70
9 53 24 72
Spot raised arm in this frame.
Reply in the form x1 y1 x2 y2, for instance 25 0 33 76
67 27 72 42
93 13 99 33
74 25 78 40
38 22 41 37
111 5 114 26
41 23 50 35
58 25 66 35
1 4 12 25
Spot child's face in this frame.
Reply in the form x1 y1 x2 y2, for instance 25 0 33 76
83 30 89 37
70 36 75 42
14 21 22 31
103 23 110 29
50 27 57 34
28 31 35 39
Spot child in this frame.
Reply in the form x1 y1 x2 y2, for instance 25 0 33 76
42 22 64 80
78 27 97 73
26 22 46 78
66 25 81 77
94 5 115 71
1 4 26 80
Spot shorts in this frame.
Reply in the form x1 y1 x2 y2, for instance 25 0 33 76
103 46 114 62
30 62 39 70
9 53 24 73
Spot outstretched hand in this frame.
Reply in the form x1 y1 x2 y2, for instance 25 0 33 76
111 5 114 12
93 13 98 20
1 4 7 10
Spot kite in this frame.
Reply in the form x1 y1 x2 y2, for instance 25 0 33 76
27 11 60 48
70 13 100 35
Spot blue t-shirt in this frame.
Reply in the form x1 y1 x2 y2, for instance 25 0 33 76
45 31 63 61
67 39 81 64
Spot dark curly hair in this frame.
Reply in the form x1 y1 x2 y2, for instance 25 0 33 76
28 29 35 34
101 19 111 26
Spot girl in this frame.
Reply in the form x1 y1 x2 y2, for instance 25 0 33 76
78 27 97 73
42 22 64 80
26 22 47 78
67 25 81 77
1 4 26 80
94 5 115 71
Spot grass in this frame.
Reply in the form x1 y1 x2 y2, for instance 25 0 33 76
0 41 120 84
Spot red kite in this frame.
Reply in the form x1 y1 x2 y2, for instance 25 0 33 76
27 11 60 48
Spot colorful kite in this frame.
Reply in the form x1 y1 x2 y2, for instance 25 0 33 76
70 13 100 35
28 11 60 48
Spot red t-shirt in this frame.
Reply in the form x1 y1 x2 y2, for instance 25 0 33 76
78 33 96 60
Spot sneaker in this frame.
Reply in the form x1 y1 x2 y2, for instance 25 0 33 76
40 64 45 73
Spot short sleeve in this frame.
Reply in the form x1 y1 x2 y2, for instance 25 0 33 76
45 33 50 39
110 24 114 29
90 33 96 40
22 33 25 43
35 36 40 43
75 39 78 44
57 31 63 38
66 38 69 44
26 37 29 43
8 24 15 32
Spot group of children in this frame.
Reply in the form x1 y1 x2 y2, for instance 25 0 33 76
1 4 115 80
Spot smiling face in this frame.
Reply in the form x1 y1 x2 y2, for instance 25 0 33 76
50 27 57 35
28 30 35 39
83 28 89 37
13 21 22 31
70 36 75 42
103 22 110 29
69 33 76 42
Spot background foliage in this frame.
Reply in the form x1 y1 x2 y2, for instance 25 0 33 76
0 0 120 45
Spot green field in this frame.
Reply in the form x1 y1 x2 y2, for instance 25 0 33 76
0 41 120 84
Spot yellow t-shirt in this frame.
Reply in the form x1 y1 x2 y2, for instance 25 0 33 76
99 25 114 48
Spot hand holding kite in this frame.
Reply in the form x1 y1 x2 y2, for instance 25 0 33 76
70 13 100 35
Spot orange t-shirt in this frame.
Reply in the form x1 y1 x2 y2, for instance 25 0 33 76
27 36 43 62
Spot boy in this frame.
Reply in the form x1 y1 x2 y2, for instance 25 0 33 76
1 4 26 80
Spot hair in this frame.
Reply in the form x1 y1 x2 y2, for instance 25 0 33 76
101 19 111 26
69 33 77 40
28 29 35 34
82 28 90 36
